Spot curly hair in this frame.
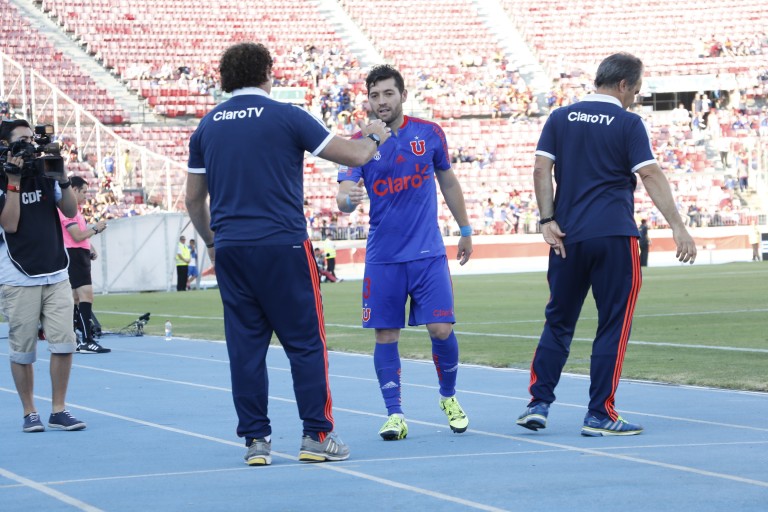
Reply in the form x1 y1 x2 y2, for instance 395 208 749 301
219 43 274 93
365 64 405 94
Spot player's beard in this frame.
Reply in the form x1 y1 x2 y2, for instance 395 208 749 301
375 103 403 127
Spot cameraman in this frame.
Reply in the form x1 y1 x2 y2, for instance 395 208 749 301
0 119 86 432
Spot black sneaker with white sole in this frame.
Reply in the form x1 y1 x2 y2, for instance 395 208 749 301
77 341 111 353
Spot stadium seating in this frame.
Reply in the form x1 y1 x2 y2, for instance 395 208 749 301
339 0 520 119
499 0 767 81
4 0 762 231
0 0 127 124
39 0 364 119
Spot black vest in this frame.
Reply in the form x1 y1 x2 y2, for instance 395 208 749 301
2 177 68 277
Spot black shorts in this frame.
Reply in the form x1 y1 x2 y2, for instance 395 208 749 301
67 247 93 289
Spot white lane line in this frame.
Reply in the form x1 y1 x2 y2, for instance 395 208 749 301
94 310 768 353
6 440 768 493
5 351 768 496
324 323 768 354
54 354 768 434
0 467 104 512
10 349 768 434
98 307 768 323
0 393 508 511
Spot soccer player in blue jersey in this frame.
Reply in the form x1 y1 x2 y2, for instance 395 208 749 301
185 42 391 465
516 53 697 436
336 65 474 440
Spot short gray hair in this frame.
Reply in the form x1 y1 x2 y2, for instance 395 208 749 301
594 53 644 89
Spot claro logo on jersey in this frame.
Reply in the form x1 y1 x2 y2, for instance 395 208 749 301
212 107 264 121
372 164 430 197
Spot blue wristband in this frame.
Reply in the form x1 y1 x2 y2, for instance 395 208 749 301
459 225 473 237
345 195 352 210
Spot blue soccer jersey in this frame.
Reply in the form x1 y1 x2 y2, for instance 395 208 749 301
338 116 451 263
188 88 333 246
535 94 656 244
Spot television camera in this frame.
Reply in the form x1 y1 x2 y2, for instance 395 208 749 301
113 312 152 337
0 122 65 180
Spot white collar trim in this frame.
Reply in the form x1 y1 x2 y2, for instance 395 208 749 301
580 94 623 108
231 87 270 97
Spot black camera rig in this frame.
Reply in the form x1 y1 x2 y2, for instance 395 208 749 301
114 312 152 337
0 122 65 180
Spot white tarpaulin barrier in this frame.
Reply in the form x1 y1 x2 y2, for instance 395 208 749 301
91 213 187 293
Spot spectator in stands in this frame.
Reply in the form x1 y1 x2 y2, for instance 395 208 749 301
59 176 110 354
348 205 364 239
717 137 731 168
483 199 495 234
737 151 750 191
0 118 86 432
185 42 391 465
516 53 697 437
672 103 691 127
102 152 115 175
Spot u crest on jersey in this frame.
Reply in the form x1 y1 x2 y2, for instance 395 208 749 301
410 140 425 156
362 308 371 322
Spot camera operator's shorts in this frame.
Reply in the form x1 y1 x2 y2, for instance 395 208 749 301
66 247 92 289
0 280 76 364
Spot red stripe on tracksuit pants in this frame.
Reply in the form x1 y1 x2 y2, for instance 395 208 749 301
215 240 334 441
527 237 642 420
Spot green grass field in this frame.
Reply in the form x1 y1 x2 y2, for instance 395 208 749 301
94 262 768 392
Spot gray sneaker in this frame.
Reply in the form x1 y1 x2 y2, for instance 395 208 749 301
243 438 271 466
298 432 350 462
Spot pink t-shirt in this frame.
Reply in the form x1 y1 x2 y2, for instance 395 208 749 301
58 208 90 250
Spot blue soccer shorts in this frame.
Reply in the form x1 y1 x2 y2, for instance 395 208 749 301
361 255 455 328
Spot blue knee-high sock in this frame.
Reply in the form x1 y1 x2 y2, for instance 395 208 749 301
431 331 459 398
374 342 403 415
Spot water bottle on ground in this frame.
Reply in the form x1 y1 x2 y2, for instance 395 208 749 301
164 321 172 341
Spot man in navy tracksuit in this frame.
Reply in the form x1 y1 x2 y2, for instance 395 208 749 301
516 53 697 436
185 42 390 465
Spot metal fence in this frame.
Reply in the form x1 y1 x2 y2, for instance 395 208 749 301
1 52 187 211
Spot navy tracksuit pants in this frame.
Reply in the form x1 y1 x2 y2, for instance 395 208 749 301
527 236 642 420
215 240 334 441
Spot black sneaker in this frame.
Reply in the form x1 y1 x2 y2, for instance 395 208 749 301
48 410 86 431
77 341 111 354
